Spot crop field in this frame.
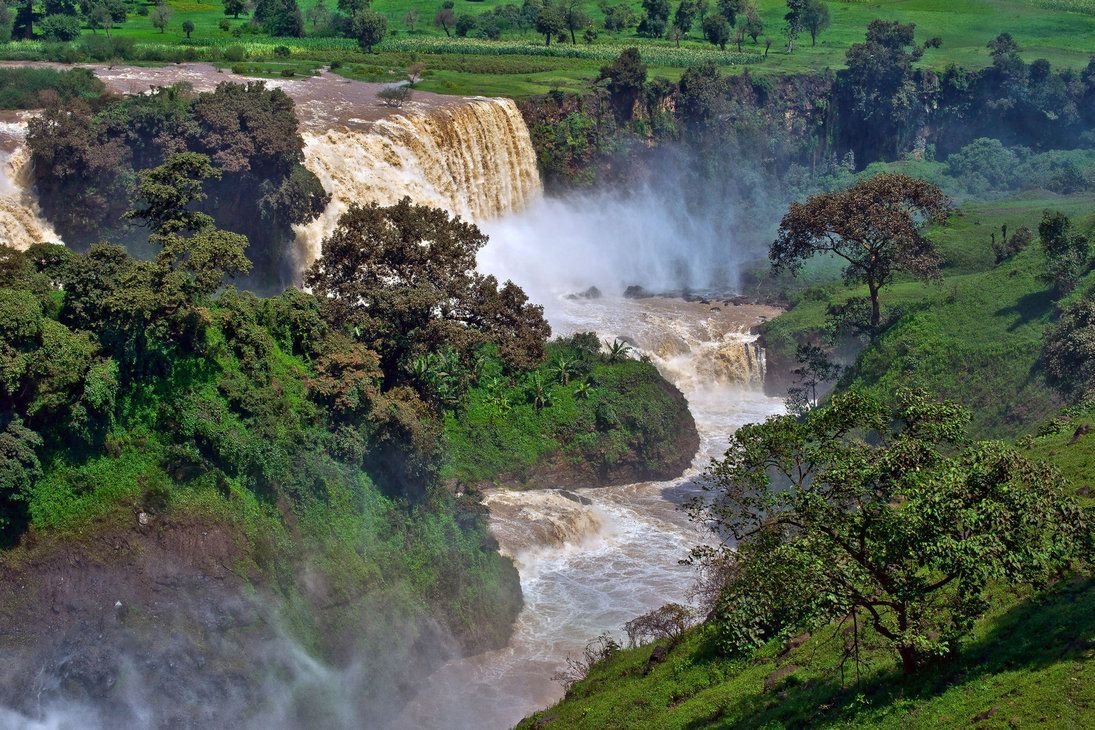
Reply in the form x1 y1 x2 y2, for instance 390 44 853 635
2 1 1093 96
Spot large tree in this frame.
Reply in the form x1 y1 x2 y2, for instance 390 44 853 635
771 173 950 330
688 389 1089 674
304 198 550 380
597 47 647 121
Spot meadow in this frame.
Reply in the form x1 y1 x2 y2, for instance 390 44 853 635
3 0 1094 96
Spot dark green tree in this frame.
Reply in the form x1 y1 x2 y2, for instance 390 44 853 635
702 13 730 50
688 389 1090 674
801 0 828 46
771 174 950 330
535 2 564 46
637 0 669 37
1039 209 1091 294
304 198 549 380
352 8 387 52
597 47 647 121
223 0 246 19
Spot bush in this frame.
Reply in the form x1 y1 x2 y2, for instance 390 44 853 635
377 85 411 107
1044 295 1095 400
280 67 295 77
224 44 247 62
40 14 82 42
273 44 291 58
219 18 230 31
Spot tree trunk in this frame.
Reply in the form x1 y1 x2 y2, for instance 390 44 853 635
897 645 919 675
570 28 576 44
868 281 881 329
545 33 551 46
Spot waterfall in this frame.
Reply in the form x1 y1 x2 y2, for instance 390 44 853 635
0 136 60 250
294 97 542 267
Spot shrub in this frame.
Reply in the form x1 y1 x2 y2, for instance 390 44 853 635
377 85 411 107
40 14 82 42
273 44 291 58
224 44 247 61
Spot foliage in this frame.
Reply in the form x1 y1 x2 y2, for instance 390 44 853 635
1043 294 1095 401
304 197 549 380
1039 208 1091 294
688 389 1089 673
772 173 950 330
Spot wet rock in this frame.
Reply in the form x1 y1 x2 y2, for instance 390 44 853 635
643 644 668 676
565 286 602 300
623 285 653 299
557 490 592 506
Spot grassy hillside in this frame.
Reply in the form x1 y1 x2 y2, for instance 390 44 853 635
762 192 1095 437
3 0 1093 96
520 189 1095 730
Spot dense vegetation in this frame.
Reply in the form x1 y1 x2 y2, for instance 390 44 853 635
0 77 696 719
23 75 329 290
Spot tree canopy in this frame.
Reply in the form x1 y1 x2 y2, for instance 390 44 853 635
304 198 550 381
688 389 1090 674
771 173 950 329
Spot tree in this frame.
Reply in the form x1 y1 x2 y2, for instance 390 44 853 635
304 198 549 379
637 0 669 37
673 0 697 35
561 0 589 44
783 0 806 51
801 0 828 46
1043 295 1095 401
835 20 934 162
337 0 368 21
352 8 387 52
0 417 42 534
597 47 647 121
40 12 81 40
688 389 1089 674
86 3 113 34
0 1 13 44
181 18 194 38
742 3 762 42
223 0 246 19
454 13 476 37
1039 209 1091 294
715 0 744 25
127 153 251 299
403 7 417 31
702 13 730 50
434 3 455 37
306 0 329 28
254 0 303 36
771 174 950 330
150 3 170 32
535 2 565 46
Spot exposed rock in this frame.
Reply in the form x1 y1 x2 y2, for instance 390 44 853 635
565 286 602 300
557 489 593 506
972 706 1000 722
623 285 653 299
764 664 799 692
1069 423 1091 444
777 632 811 658
643 644 668 676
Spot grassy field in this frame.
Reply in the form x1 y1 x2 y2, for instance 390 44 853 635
761 192 1095 437
3 0 1093 96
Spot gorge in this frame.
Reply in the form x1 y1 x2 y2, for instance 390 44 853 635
0 64 779 729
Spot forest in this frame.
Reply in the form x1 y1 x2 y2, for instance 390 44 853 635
1 1 1094 727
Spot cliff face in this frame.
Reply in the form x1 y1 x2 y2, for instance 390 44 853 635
0 506 521 728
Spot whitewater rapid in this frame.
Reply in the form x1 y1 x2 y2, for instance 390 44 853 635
396 294 784 729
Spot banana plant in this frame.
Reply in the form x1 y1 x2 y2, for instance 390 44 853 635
604 338 634 363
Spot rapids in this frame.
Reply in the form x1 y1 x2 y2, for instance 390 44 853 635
0 116 59 250
396 295 784 729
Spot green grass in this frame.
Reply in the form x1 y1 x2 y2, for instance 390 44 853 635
442 341 693 485
762 192 1095 438
5 0 1092 97
519 575 1095 729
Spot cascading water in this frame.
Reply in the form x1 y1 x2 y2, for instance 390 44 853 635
0 119 60 249
395 295 784 730
293 98 542 266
